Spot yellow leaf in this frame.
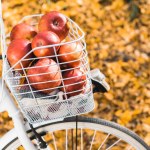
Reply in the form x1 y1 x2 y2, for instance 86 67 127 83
143 117 150 125
115 110 122 117
87 21 101 29
111 0 125 10
104 92 114 100
2 111 9 119
116 110 132 125
132 109 141 116
112 20 124 27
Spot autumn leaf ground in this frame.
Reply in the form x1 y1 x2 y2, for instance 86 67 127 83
0 0 150 148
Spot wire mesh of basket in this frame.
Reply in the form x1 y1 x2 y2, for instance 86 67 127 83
3 14 95 124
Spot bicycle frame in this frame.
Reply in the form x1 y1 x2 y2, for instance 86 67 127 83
0 79 37 150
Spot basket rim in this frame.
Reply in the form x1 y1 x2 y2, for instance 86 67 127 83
4 13 85 76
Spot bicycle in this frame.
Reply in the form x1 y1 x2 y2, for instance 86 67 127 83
0 6 149 150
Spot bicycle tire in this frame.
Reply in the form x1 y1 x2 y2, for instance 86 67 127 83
3 116 150 150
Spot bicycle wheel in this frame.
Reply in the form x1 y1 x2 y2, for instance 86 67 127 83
3 116 149 150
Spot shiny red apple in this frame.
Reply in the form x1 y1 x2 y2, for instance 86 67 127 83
32 31 60 58
61 69 86 97
58 42 83 68
10 23 37 41
7 39 32 73
38 11 69 41
27 58 61 94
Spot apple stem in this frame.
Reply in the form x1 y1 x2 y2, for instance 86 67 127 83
53 20 59 26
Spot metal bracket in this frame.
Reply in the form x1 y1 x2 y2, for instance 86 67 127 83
29 123 48 149
90 69 110 93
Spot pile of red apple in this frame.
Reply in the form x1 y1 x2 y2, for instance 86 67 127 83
7 11 87 98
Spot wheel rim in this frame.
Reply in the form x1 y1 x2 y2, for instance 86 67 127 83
39 122 144 150
4 117 149 150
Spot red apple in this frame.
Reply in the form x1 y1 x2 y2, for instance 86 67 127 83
61 69 86 97
38 11 69 41
7 39 32 73
10 23 37 41
32 31 60 58
27 58 61 94
58 42 83 68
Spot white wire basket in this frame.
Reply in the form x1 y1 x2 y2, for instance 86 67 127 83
3 14 95 124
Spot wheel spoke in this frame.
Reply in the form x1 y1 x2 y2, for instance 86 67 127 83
66 129 68 150
89 130 96 150
98 134 110 150
106 138 121 150
76 116 78 150
71 129 74 150
81 128 83 150
51 132 57 150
